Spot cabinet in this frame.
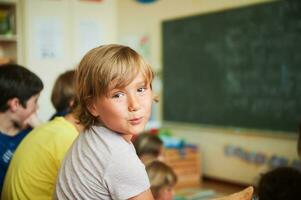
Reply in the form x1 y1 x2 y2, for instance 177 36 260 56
0 0 22 64
164 147 202 189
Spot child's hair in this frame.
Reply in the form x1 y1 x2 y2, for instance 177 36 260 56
257 167 301 200
133 133 163 159
146 161 177 199
75 44 154 130
51 70 76 113
0 64 43 112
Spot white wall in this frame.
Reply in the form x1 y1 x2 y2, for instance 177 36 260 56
165 123 297 185
23 0 118 121
117 0 298 185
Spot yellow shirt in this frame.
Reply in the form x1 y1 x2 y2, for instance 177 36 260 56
1 117 78 200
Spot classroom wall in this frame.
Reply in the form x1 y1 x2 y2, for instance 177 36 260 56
17 0 298 185
117 0 299 185
164 123 298 185
22 0 118 121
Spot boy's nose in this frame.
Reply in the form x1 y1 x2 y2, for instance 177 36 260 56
128 95 140 112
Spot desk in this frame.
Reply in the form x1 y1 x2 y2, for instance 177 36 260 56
175 177 248 199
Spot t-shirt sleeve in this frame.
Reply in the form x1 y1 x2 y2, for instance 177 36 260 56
104 150 150 200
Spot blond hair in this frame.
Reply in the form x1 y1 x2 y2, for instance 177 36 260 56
146 161 177 199
75 44 154 130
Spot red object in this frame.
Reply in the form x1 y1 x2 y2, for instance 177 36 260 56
149 128 159 135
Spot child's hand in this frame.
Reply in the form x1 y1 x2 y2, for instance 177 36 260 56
212 186 254 200
23 112 42 128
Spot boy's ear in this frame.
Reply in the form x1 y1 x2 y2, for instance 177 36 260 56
7 98 20 112
87 100 99 117
153 94 159 103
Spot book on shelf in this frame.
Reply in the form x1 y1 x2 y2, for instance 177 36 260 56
0 57 13 65
0 7 15 35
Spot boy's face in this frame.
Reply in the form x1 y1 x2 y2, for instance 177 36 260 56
90 72 153 141
13 94 40 127
157 186 174 200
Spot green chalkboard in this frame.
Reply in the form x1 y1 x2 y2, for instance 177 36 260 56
162 0 301 132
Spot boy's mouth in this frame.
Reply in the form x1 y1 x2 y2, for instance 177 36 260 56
129 117 143 125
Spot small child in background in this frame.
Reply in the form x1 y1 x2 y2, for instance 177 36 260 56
0 64 43 194
133 132 164 165
50 70 76 120
55 44 155 199
1 70 81 200
256 167 301 200
146 161 177 200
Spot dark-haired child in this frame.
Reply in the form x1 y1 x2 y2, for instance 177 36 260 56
0 64 43 193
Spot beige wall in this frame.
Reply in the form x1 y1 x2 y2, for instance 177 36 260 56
165 123 297 185
117 0 298 185
23 0 118 121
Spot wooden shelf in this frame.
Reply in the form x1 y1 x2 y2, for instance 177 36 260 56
0 0 17 6
0 56 13 64
0 34 17 42
0 0 20 63
164 147 202 190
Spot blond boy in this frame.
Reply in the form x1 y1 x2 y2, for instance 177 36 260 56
55 44 155 199
146 161 177 200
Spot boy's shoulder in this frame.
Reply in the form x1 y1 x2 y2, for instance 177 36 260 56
0 128 30 163
0 128 30 141
84 126 133 154
28 117 78 141
33 117 72 131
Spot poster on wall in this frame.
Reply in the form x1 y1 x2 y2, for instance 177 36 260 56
34 18 63 60
120 34 152 63
77 20 103 60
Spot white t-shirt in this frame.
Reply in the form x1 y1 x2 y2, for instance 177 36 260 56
55 126 150 200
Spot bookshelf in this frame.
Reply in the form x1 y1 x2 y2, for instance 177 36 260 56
0 0 21 64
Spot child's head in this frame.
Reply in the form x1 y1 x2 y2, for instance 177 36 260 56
0 64 43 126
133 133 164 164
257 167 301 200
75 44 154 135
51 70 76 113
146 161 177 200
